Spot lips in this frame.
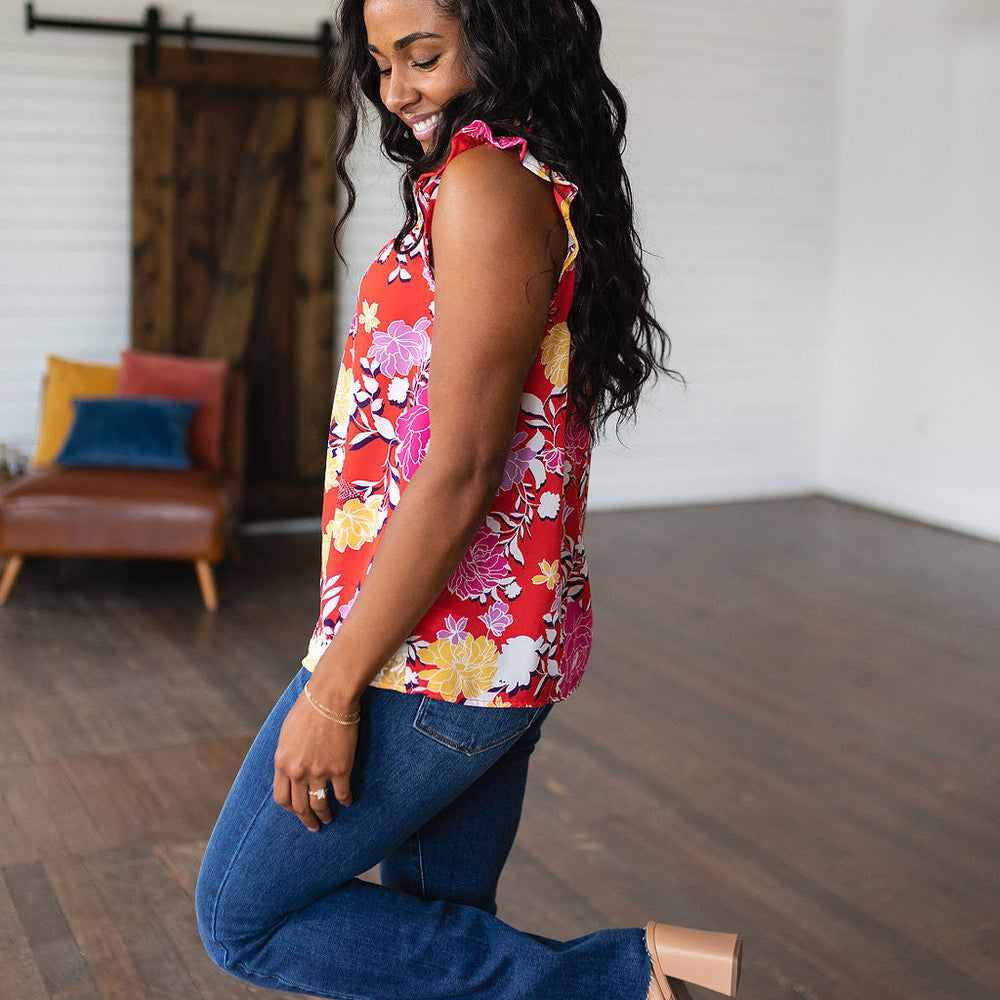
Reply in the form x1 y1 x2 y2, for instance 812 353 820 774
408 112 441 142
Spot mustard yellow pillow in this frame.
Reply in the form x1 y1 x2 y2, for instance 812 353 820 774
33 355 120 467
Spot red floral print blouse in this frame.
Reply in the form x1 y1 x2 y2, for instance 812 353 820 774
303 121 593 707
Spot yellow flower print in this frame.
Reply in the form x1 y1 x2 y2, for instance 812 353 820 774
332 497 385 552
324 446 344 492
417 635 499 701
321 517 336 568
332 364 353 428
360 299 380 335
540 322 570 388
532 559 559 590
374 647 408 691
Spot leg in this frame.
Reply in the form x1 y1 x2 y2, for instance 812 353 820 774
379 707 548 913
194 558 218 611
0 554 24 604
196 671 651 1000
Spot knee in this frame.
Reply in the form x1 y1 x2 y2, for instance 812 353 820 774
195 891 261 979
195 856 256 975
195 863 232 971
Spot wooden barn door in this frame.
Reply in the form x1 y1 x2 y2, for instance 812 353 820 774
131 45 336 520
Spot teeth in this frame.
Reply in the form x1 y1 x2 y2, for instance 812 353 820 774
412 113 441 139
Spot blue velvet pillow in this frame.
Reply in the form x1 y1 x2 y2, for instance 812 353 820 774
55 396 199 470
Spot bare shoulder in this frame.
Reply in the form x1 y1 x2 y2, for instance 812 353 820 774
434 142 561 232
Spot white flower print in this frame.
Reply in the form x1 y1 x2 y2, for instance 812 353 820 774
537 491 560 520
388 377 410 405
493 635 539 692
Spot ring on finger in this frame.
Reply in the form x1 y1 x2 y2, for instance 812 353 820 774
307 787 327 800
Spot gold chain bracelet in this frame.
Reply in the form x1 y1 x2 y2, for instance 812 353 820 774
303 682 362 726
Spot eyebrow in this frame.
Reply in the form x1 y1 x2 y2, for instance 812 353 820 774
367 31 443 54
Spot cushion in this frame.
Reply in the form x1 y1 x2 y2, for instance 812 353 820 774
118 350 228 471
55 397 198 470
32 355 120 468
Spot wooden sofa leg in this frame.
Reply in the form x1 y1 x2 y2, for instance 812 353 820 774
0 555 25 605
194 559 219 612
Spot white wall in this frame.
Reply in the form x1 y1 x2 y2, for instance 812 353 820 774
591 1 839 507
821 0 1000 541
0 4 131 453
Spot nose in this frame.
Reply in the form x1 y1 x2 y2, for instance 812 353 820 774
383 67 417 115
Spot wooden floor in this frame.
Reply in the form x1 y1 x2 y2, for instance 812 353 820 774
1 497 997 1000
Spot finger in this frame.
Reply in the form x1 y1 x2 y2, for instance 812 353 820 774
308 783 334 825
272 769 293 811
330 772 353 808
290 781 321 832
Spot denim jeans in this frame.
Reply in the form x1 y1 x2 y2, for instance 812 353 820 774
196 667 650 999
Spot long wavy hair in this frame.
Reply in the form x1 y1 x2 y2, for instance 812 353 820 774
330 0 678 435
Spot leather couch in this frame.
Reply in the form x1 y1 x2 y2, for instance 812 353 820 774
0 374 245 611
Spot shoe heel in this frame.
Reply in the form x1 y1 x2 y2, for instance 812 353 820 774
646 922 742 997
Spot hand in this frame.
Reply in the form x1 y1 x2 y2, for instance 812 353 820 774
273 691 359 832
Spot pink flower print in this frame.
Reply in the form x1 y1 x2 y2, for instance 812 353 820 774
338 481 362 503
501 433 541 491
467 120 492 144
543 447 563 474
333 594 358 635
370 318 430 377
560 601 593 694
396 384 430 480
437 615 470 644
565 414 590 465
449 525 509 603
479 600 514 637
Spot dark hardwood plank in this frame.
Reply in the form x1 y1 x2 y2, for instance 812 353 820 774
134 45 328 94
0 759 105 862
200 97 299 364
45 856 147 1000
3 862 100 999
131 85 178 353
0 872 49 999
294 95 338 481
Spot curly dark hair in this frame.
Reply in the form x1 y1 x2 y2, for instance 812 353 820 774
330 0 678 435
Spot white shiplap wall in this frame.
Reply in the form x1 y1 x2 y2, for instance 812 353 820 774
821 0 1000 542
0 2 839 510
0 15 131 451
591 0 839 506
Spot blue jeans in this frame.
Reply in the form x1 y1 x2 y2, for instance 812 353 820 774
197 667 650 999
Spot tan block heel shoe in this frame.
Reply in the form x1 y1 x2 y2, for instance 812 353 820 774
646 922 742 1000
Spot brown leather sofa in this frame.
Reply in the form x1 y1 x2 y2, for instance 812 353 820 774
0 374 245 611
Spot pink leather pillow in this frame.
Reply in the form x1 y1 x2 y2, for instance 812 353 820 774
118 350 228 471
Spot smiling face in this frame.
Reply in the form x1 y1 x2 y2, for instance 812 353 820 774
364 0 471 152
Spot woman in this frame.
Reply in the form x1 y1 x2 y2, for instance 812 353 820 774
196 1 743 998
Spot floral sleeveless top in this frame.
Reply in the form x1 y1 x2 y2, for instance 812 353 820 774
302 120 593 707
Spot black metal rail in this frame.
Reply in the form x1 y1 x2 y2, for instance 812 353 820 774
24 4 334 75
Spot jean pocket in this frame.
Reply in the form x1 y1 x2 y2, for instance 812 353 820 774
413 697 547 756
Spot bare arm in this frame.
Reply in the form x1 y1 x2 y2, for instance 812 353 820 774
273 144 567 830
